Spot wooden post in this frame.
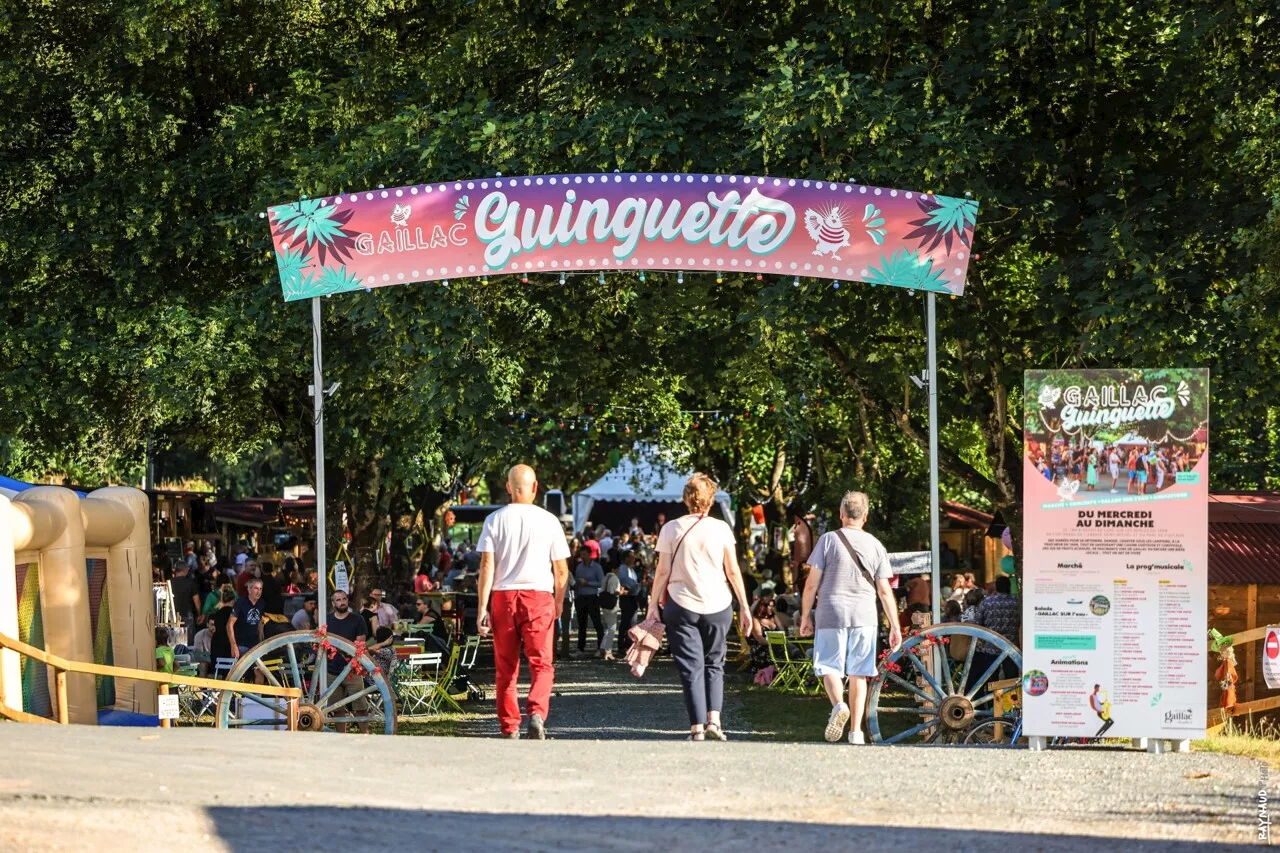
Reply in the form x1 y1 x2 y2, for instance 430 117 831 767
1246 584 1259 704
288 697 298 732
55 670 69 725
158 683 171 729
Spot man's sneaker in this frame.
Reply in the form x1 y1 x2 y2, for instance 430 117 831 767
500 730 520 739
527 713 546 740
849 729 866 745
825 703 850 742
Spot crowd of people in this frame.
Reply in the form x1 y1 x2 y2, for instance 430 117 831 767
1028 438 1197 495
466 463 1024 743
153 469 1023 744
153 538 453 683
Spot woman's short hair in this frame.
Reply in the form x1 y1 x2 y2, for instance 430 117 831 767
964 588 985 608
683 473 718 512
220 586 237 604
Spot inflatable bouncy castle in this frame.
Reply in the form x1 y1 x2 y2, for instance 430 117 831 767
0 481 155 723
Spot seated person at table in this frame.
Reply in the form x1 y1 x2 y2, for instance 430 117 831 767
414 566 434 594
368 626 398 690
772 583 798 631
750 591 780 642
191 620 214 675
291 594 317 631
154 627 175 675
360 593 379 635
411 596 438 628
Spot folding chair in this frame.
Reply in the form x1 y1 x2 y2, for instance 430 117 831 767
728 619 753 671
791 639 821 695
764 631 802 691
396 652 442 719
175 663 215 725
454 635 485 701
430 643 465 713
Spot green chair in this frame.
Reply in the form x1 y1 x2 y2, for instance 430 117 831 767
396 652 443 719
430 643 464 714
764 631 802 691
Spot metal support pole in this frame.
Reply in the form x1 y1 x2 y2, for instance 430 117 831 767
927 292 941 627
312 297 327 632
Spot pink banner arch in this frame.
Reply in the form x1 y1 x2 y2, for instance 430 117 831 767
267 172 978 302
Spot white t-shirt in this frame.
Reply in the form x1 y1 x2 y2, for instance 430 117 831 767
656 514 735 615
476 503 571 593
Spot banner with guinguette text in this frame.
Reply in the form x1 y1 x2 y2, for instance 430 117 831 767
266 173 978 301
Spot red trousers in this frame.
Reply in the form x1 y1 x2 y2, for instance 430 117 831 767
490 589 556 734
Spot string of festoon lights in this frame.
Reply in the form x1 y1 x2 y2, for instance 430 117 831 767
409 268 958 299
496 400 831 434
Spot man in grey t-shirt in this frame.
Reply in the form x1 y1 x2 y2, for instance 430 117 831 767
800 491 902 744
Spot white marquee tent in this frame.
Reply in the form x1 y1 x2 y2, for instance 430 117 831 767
571 446 732 534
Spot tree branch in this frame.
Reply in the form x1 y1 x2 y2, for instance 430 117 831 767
809 327 1001 499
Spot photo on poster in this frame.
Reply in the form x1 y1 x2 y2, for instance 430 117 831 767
1024 368 1208 508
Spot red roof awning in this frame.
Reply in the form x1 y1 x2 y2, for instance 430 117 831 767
1207 492 1280 584
941 501 994 530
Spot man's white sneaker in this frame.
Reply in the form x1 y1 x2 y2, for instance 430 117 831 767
825 703 850 742
849 729 866 745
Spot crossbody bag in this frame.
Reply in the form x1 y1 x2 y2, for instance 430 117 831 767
834 529 878 588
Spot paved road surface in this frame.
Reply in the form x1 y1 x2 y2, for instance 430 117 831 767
0 722 1263 850
0 657 1264 851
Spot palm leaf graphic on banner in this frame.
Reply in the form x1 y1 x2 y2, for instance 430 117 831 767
275 244 313 300
902 195 978 255
272 198 360 266
314 264 363 296
864 248 949 291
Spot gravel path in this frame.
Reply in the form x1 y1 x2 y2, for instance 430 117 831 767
456 654 748 740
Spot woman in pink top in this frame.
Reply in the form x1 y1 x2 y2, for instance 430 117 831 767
646 474 752 741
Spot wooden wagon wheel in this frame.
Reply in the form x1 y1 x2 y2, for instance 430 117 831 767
867 623 1021 745
215 629 396 734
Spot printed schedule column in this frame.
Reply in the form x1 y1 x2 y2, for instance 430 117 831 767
1021 369 1209 740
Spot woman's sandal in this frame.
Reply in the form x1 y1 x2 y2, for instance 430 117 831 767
705 724 728 741
687 731 706 741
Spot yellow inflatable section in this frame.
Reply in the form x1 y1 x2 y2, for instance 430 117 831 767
0 485 154 723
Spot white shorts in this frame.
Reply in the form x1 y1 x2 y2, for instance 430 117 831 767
812 626 878 678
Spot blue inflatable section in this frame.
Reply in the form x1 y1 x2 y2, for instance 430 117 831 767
0 475 87 497
97 709 159 727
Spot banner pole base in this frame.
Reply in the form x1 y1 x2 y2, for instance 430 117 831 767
1027 735 1048 752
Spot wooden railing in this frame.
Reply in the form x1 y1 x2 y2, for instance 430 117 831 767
1207 625 1278 736
0 631 301 730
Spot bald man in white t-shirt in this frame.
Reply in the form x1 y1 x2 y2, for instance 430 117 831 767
477 465 570 739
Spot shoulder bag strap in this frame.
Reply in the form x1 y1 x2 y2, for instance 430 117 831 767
660 516 705 609
670 515 705 569
835 529 877 588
